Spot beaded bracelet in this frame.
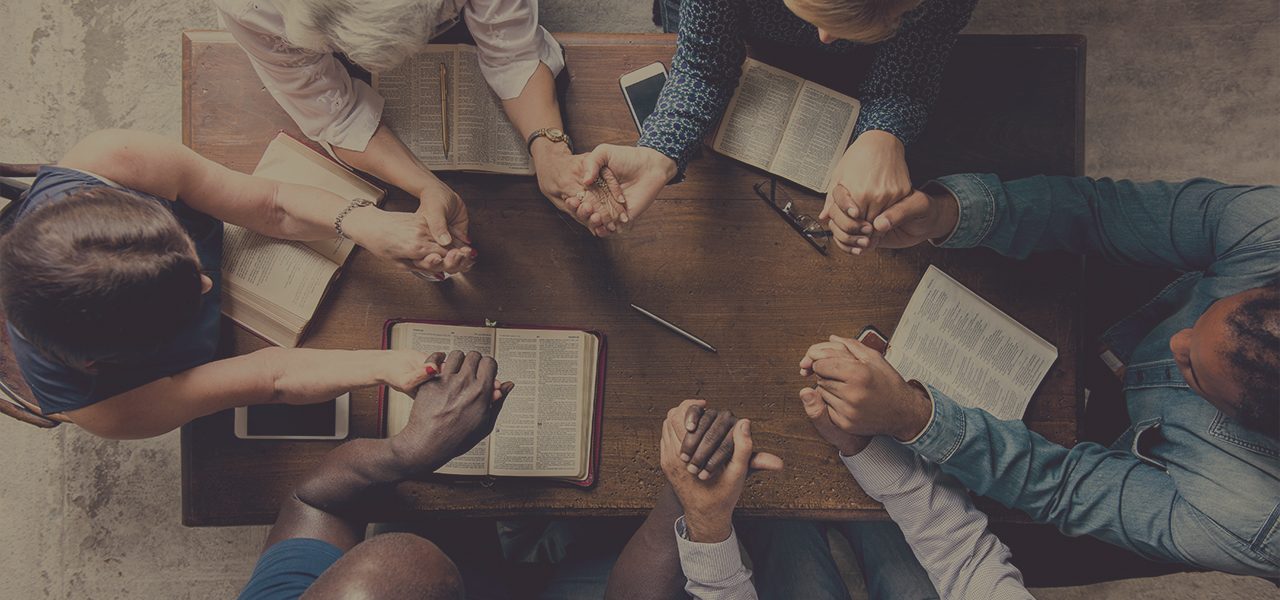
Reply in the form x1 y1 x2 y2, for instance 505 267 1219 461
334 198 373 239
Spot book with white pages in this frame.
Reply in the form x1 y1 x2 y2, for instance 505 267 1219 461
220 133 385 347
380 319 607 487
713 57 861 193
886 266 1059 421
374 45 533 175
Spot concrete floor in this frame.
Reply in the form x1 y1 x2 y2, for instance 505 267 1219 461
0 1 1276 598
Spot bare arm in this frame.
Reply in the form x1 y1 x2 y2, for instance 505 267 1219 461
605 485 690 600
65 347 433 440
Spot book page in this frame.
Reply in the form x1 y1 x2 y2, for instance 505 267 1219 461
221 225 338 323
886 266 1058 421
713 58 802 172
488 329 586 478
385 322 497 476
449 48 532 174
771 82 860 192
379 47 452 170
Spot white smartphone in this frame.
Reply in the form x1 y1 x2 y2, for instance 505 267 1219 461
234 393 350 440
619 61 668 132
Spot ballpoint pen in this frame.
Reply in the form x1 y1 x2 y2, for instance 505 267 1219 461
439 62 449 159
630 304 718 353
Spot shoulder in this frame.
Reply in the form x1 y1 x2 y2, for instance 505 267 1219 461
58 130 195 201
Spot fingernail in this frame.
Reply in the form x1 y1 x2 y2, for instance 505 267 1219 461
440 234 452 245
698 471 710 480
852 248 863 255
686 464 699 474
620 213 630 223
424 365 437 376
847 208 857 218
469 249 479 259
680 453 690 462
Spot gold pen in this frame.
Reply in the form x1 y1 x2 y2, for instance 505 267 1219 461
439 62 449 159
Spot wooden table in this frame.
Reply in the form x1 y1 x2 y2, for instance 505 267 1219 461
181 31 1085 526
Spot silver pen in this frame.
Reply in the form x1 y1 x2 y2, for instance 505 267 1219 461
630 304 718 353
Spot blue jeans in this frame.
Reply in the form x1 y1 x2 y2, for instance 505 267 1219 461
908 173 1280 577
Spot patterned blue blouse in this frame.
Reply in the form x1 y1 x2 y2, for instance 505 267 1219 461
638 0 978 174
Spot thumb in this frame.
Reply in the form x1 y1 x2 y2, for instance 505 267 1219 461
873 189 930 233
581 146 611 187
725 419 754 478
418 195 454 246
748 452 784 472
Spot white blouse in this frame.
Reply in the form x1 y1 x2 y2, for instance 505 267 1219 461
215 0 564 152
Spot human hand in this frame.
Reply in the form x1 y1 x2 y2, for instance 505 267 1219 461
533 142 625 236
575 145 676 235
799 335 933 441
676 401 742 480
869 186 961 249
414 178 475 275
799 386 872 456
660 400 783 543
391 350 515 471
377 350 446 395
820 130 911 255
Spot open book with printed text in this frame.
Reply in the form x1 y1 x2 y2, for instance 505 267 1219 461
886 266 1058 421
381 319 606 486
375 45 533 175
220 133 385 347
713 57 861 193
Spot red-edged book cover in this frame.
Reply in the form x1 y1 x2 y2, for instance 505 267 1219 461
379 318 606 488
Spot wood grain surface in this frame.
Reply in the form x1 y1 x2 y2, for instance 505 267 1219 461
180 31 1085 525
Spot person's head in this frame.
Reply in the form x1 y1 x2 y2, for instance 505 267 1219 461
303 533 464 600
276 0 450 72
1169 280 1280 438
0 188 211 370
783 0 923 44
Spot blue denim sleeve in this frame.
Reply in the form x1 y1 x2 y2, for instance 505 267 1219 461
929 173 1280 298
908 387 1202 568
853 0 977 145
637 0 747 175
237 538 344 600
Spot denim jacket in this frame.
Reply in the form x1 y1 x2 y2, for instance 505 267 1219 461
905 174 1280 577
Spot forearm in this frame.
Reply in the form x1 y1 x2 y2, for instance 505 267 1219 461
606 485 690 600
844 438 1029 599
265 437 423 551
502 63 563 141
334 124 441 199
266 348 398 405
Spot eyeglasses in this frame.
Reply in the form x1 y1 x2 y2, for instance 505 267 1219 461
753 179 831 255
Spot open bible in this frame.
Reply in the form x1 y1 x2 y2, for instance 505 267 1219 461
375 45 533 175
380 319 606 486
220 133 385 347
713 57 861 193
886 266 1058 421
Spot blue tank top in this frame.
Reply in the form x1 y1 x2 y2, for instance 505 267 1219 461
7 166 224 414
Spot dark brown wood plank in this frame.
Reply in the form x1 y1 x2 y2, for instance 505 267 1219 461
181 31 1083 526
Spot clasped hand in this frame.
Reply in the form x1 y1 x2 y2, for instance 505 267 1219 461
344 178 476 279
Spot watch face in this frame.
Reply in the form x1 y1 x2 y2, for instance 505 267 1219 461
546 128 564 141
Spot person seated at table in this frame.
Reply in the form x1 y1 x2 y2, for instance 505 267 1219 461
216 0 600 249
569 0 976 239
237 350 514 599
605 399 1029 599
0 129 469 440
804 173 1280 577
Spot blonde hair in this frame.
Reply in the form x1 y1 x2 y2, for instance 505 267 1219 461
787 0 924 43
277 0 450 72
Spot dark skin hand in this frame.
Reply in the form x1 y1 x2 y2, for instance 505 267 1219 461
263 350 514 552
679 400 740 480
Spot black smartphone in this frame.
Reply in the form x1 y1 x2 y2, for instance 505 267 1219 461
620 62 668 132
234 393 350 440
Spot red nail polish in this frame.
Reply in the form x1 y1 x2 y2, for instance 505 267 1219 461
424 365 438 376
469 249 479 259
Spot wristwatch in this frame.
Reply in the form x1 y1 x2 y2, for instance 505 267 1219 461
526 127 573 154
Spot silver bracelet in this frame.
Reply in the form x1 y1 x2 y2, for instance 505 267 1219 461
334 198 373 239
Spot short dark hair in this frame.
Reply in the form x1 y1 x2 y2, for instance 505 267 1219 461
1225 279 1280 438
0 188 204 369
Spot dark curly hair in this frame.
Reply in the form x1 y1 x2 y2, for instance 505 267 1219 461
1225 279 1280 438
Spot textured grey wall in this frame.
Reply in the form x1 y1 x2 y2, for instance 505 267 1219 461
0 1 1276 598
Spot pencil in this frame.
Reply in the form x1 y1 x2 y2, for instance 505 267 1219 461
630 304 718 353
439 62 449 158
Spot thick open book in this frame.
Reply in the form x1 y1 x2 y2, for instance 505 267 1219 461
220 133 385 347
886 266 1058 421
380 319 606 486
713 57 861 193
375 45 532 175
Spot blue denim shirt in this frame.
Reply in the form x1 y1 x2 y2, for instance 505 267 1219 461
905 174 1280 577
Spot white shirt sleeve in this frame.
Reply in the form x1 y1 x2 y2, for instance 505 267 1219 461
842 437 1033 600
463 0 565 100
216 2 383 152
673 517 758 600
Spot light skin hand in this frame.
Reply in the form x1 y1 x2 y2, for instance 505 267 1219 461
820 130 911 255
414 178 475 274
800 335 933 441
799 386 872 456
870 185 961 250
390 350 515 473
576 145 676 236
660 400 783 543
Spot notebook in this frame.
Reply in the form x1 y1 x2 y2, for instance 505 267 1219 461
380 319 606 487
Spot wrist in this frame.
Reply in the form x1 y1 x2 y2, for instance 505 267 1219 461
683 509 733 543
924 184 960 242
640 146 679 182
836 435 873 457
336 203 381 243
893 381 934 442
853 129 905 155
530 137 572 163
